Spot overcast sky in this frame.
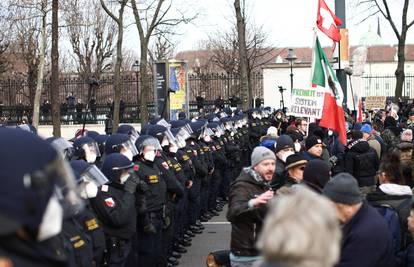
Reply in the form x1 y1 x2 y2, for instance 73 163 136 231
123 0 414 54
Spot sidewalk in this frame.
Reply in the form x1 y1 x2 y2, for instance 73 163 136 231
178 205 230 267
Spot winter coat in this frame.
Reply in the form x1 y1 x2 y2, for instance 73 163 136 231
344 139 379 187
336 202 395 267
227 167 271 257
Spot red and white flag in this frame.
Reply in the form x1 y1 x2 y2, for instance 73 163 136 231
316 0 342 42
311 37 347 144
357 99 363 123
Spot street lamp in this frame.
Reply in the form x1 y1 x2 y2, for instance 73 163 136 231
132 60 140 105
285 48 297 92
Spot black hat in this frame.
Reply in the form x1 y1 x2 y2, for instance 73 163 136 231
275 135 294 153
323 173 362 204
285 154 307 170
303 160 331 193
305 135 323 150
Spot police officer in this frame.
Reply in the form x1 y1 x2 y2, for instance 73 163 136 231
70 160 108 266
46 136 76 160
117 124 140 144
105 133 139 161
73 136 101 164
133 135 168 267
0 128 82 267
91 153 138 267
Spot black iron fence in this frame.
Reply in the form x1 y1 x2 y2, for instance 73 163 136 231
362 75 414 98
0 72 263 107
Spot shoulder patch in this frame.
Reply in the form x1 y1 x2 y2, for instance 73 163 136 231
133 165 139 171
85 218 99 231
104 197 115 208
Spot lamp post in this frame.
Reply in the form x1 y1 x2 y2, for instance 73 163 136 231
132 60 140 105
285 48 297 92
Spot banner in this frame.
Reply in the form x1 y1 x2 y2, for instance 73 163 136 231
168 61 188 120
154 62 167 118
287 88 325 119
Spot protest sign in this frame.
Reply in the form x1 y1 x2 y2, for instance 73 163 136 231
364 96 386 110
286 88 325 119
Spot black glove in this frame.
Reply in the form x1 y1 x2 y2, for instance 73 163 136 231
143 214 157 234
124 175 139 194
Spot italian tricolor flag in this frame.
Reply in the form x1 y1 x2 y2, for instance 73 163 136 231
311 37 347 144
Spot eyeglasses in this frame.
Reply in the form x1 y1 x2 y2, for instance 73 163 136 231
298 166 305 171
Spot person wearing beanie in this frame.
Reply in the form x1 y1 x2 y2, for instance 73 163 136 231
227 146 276 266
273 135 295 186
361 123 381 159
301 135 324 161
323 173 395 267
303 159 331 193
283 154 308 187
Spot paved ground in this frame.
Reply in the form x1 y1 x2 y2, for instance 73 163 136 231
178 205 230 267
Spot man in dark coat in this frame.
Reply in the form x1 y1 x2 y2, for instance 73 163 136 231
323 173 395 267
227 146 276 267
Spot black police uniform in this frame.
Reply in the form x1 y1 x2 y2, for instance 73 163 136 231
91 183 137 267
208 137 227 212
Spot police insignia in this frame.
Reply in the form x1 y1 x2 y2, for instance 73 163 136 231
85 219 99 231
104 197 115 207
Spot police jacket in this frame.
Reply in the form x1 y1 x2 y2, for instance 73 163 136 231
61 217 94 267
0 235 67 267
344 139 379 187
199 140 215 172
91 182 137 240
210 138 227 169
75 203 106 264
134 158 167 212
154 153 184 198
176 148 196 183
163 150 188 187
185 141 208 178
227 167 270 257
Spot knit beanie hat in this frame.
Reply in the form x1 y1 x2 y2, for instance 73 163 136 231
360 124 372 134
275 135 294 153
267 126 278 137
305 135 323 150
401 129 413 142
323 173 362 204
251 146 276 167
303 160 331 193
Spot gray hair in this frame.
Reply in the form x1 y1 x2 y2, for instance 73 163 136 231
256 185 341 267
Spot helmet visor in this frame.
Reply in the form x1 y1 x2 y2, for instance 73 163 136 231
122 140 139 156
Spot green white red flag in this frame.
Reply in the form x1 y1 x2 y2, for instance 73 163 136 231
311 37 347 144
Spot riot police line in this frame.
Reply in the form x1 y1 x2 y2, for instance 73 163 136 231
0 106 280 267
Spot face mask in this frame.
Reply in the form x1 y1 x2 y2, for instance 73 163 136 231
230 132 234 137
277 115 282 119
37 195 63 241
169 145 178 153
257 115 262 120
215 132 221 138
278 151 294 163
294 143 301 152
121 149 134 161
161 137 169 147
84 146 97 163
119 173 129 184
144 150 156 162
252 114 257 119
328 130 333 136
203 135 212 142
80 182 98 199
225 125 231 130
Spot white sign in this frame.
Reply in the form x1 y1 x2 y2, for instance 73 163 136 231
287 88 325 119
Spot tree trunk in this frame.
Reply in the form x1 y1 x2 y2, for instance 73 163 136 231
139 41 150 124
394 34 407 98
234 0 250 109
51 0 61 137
111 5 125 133
32 2 47 130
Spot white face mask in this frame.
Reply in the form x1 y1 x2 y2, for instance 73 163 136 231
119 173 129 184
169 145 178 153
277 115 282 119
328 130 333 136
121 149 134 161
230 132 235 137
144 150 156 162
294 143 301 152
257 115 262 120
84 145 97 163
252 114 257 119
37 195 63 241
161 137 169 147
215 132 221 138
80 182 98 199
277 151 294 163
203 135 212 143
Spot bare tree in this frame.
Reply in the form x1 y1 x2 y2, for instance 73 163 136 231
51 0 60 136
100 0 128 133
357 0 414 97
63 0 116 80
234 0 250 109
130 0 197 123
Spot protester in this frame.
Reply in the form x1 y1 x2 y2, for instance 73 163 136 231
282 154 307 187
301 135 324 161
257 186 341 267
302 159 331 193
227 146 276 267
361 123 382 159
323 173 395 267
